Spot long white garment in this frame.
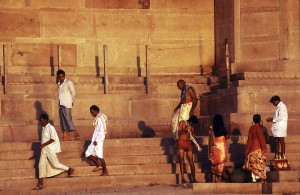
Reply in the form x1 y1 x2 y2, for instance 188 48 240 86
39 124 68 178
271 101 288 137
58 78 76 108
171 102 192 140
39 147 69 178
85 113 108 158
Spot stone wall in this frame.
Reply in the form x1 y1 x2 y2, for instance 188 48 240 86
215 0 300 74
0 0 215 142
0 0 215 76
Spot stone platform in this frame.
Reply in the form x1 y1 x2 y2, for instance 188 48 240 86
0 136 299 194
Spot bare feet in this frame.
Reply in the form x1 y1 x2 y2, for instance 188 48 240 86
100 171 109 176
192 179 199 183
181 178 188 184
93 166 102 172
61 137 68 141
68 168 74 176
32 185 43 190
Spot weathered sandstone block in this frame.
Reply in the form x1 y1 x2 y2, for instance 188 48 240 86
85 0 149 9
42 12 94 38
0 10 40 38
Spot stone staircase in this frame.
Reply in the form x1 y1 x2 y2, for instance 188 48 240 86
0 72 214 142
0 135 299 194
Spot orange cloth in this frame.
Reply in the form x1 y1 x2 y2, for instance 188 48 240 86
245 124 267 156
209 134 227 175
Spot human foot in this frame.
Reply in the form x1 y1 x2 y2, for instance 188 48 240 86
181 178 188 184
32 185 43 190
93 166 102 172
68 168 74 176
100 171 109 176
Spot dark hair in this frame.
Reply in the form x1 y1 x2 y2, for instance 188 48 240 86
270 95 280 103
90 105 100 112
253 114 261 124
40 113 49 121
177 79 185 85
56 69 65 76
188 115 198 124
212 114 228 137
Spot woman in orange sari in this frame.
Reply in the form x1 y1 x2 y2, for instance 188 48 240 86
243 114 267 183
208 114 229 183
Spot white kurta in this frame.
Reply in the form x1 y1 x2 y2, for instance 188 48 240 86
171 102 192 141
271 101 288 137
85 113 108 158
58 78 76 108
39 123 69 178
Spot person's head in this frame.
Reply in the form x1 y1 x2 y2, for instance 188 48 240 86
39 113 49 126
188 115 199 125
269 95 281 106
177 80 186 91
56 69 66 83
253 114 261 124
90 105 100 117
212 114 225 131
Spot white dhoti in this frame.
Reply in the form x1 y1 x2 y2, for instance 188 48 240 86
171 102 193 140
39 147 69 178
85 135 105 158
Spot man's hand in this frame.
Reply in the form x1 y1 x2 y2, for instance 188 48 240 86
266 117 273 122
93 141 97 146
174 108 178 113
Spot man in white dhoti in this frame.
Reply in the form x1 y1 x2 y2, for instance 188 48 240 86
85 105 109 176
266 95 288 159
172 80 198 141
33 114 74 190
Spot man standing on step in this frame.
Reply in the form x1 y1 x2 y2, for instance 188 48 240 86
85 105 109 176
33 114 74 190
266 95 288 159
172 80 198 141
57 69 79 141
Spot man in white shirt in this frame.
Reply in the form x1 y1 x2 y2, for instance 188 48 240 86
57 69 79 141
33 114 74 190
85 105 109 176
266 95 288 159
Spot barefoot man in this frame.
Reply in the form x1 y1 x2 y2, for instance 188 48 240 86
172 80 198 141
85 105 109 176
34 114 74 190
57 69 79 141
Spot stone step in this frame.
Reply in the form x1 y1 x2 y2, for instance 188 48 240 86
5 74 207 85
267 170 300 183
1 136 300 152
107 83 146 94
1 142 300 160
0 153 300 170
192 182 300 194
0 163 207 180
0 174 186 190
271 182 300 194
1 159 299 182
